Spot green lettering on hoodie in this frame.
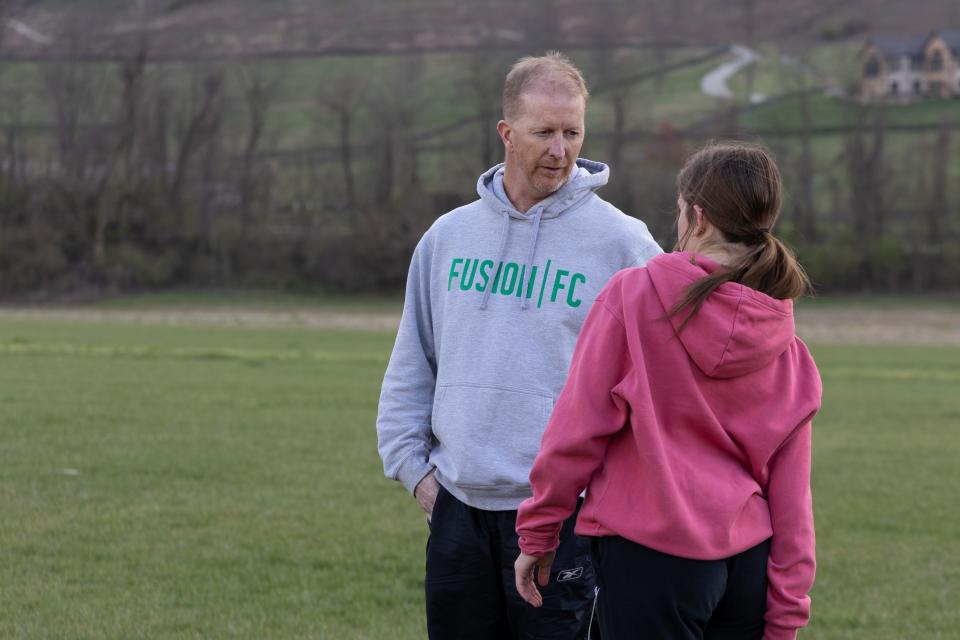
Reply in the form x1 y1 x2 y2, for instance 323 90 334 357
448 258 463 291
568 273 586 307
459 259 478 291
448 257 588 308
551 269 569 303
501 263 519 295
525 265 539 299
490 262 504 293
515 265 526 298
475 260 494 292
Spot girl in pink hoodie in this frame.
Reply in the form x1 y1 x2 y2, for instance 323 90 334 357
514 142 821 640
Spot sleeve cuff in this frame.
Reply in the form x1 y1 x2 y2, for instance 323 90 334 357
397 453 433 495
518 533 561 557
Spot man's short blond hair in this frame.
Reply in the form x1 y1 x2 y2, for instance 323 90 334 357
502 51 589 121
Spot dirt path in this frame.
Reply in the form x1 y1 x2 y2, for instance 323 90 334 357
3 306 960 345
0 308 401 332
794 307 960 346
701 44 760 100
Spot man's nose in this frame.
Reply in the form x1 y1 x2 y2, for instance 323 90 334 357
547 135 564 158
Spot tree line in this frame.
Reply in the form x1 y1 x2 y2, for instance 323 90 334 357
0 40 957 298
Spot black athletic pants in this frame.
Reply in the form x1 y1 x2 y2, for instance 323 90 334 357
591 536 770 640
425 484 598 640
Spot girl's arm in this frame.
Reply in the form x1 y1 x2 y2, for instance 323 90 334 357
516 288 633 557
763 421 815 640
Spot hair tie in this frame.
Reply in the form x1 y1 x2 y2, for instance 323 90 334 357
737 227 773 244
752 227 772 241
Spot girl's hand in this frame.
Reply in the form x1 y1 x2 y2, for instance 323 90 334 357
514 551 556 607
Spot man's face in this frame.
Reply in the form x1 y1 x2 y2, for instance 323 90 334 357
499 88 585 208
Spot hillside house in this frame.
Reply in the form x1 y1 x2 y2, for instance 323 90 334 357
861 30 960 100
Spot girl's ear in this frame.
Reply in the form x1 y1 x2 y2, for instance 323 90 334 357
693 204 706 236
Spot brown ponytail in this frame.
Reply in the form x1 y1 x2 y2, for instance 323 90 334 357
669 141 811 329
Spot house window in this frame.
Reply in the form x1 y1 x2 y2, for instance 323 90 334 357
890 81 899 95
930 80 943 96
865 57 880 77
931 50 944 71
914 80 923 94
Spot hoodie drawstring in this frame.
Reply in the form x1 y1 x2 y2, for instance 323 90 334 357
480 212 512 310
519 208 544 310
480 207 544 311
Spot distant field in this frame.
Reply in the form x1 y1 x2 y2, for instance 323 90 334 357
1 300 958 639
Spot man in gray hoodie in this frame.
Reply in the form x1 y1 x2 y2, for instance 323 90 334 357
377 52 662 639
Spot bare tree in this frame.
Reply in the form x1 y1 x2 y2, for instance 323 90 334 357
842 105 892 287
794 88 817 241
317 71 366 208
369 55 424 206
169 69 224 218
779 54 819 242
0 75 26 182
464 51 506 172
237 64 276 232
926 122 951 243
44 31 120 268
587 47 636 175
639 0 678 91
100 37 151 263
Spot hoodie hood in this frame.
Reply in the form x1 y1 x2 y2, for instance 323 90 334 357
477 158 610 220
475 158 612 311
646 252 795 379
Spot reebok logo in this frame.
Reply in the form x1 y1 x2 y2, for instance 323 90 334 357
556 567 583 582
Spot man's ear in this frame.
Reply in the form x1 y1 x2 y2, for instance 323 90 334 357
496 120 512 151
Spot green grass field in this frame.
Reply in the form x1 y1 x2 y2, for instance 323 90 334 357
1 312 958 639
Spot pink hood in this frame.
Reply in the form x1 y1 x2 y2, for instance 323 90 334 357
647 252 795 379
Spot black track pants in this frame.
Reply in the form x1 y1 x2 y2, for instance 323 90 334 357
425 485 599 640
591 536 770 640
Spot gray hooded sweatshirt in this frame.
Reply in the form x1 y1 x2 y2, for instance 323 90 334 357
377 159 662 510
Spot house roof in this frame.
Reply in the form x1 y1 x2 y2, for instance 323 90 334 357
928 29 960 53
863 29 960 73
864 37 926 71
868 36 927 63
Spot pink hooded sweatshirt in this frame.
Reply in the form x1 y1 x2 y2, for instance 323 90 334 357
516 251 821 640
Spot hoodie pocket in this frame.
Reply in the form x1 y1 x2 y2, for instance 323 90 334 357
431 383 553 490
